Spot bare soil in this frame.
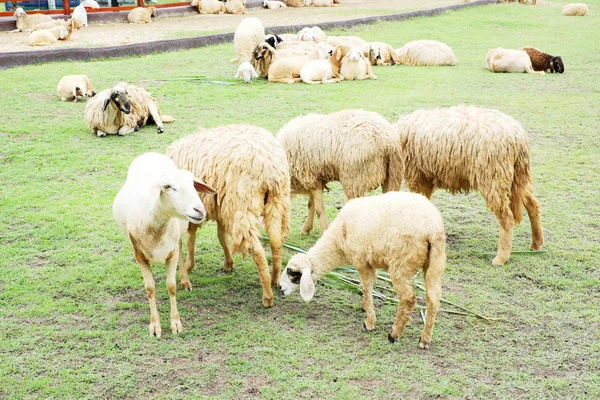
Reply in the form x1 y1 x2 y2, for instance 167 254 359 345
0 0 461 52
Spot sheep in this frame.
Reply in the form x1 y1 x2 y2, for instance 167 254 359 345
84 83 174 137
394 105 544 266
311 0 334 6
28 25 68 46
277 33 298 42
252 42 277 78
300 60 341 84
72 0 100 27
232 17 265 64
284 0 303 7
326 35 368 49
362 42 399 66
113 152 217 338
521 47 564 73
267 43 333 83
339 47 377 81
263 0 287 9
486 47 544 75
166 124 291 307
235 61 259 83
127 6 157 24
329 44 351 76
12 7 54 32
225 0 246 14
264 34 283 49
276 109 401 234
562 3 588 16
394 40 457 66
191 0 225 14
279 191 446 350
297 26 327 42
57 75 96 102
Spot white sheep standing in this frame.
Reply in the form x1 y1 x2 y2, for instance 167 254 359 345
28 25 69 46
395 105 544 266
235 61 259 83
191 0 225 14
84 83 174 137
127 6 157 24
486 47 544 74
72 0 100 27
231 17 265 82
167 124 291 307
300 59 341 84
276 109 401 234
57 74 95 102
562 3 588 16
394 40 457 66
263 0 287 9
112 152 217 338
279 191 447 350
12 7 54 32
340 47 377 80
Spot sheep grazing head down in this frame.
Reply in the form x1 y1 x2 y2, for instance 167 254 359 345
279 253 315 302
235 61 259 83
550 56 565 73
104 86 131 114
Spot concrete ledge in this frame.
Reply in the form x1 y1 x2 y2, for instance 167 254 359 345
0 0 498 69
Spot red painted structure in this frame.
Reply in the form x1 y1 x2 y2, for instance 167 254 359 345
0 1 191 18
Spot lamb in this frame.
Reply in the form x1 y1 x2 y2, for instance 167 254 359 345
113 152 217 338
521 47 564 73
84 83 174 137
267 43 333 83
276 109 401 234
12 7 54 32
72 0 100 27
225 0 247 14
57 74 95 102
300 60 341 84
28 25 68 46
339 47 377 80
166 124 291 307
232 17 265 67
235 61 259 83
486 47 544 74
394 105 544 266
363 42 399 66
279 191 446 350
394 40 457 66
191 0 225 14
263 0 287 9
562 3 588 16
284 0 303 6
127 6 157 24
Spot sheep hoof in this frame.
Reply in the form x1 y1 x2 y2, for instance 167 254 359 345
170 318 183 334
492 255 506 266
181 280 192 291
149 321 162 338
387 333 396 343
363 322 374 332
157 126 164 134
262 296 274 307
419 340 430 350
96 131 106 138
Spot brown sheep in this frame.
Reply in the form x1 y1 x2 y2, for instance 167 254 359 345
522 47 564 73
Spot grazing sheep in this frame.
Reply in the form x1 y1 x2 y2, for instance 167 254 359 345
276 109 401 234
84 83 174 137
265 34 283 48
191 0 225 14
28 25 68 46
279 191 446 349
300 60 341 84
225 0 247 14
127 6 157 24
394 40 457 66
113 152 217 338
263 0 287 9
235 61 259 83
12 7 54 32
395 105 544 266
486 47 544 74
297 26 327 42
267 43 333 83
232 17 265 63
57 75 95 102
167 124 291 307
521 47 564 73
362 41 399 66
72 0 100 27
340 47 377 80
562 3 588 16
284 0 303 6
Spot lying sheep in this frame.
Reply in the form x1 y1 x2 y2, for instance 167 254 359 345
562 3 588 16
486 47 544 74
235 61 259 83
191 0 225 14
326 35 368 49
395 105 544 266
297 26 327 42
268 43 333 83
84 83 174 137
72 0 100 27
57 74 95 102
232 17 265 67
127 6 156 24
167 124 291 307
279 191 446 349
263 0 287 9
340 47 377 80
113 152 217 338
521 47 564 73
225 0 246 14
300 60 341 84
284 0 303 6
330 44 350 76
363 42 399 66
394 40 457 66
311 0 334 6
12 7 54 32
265 34 283 48
276 109 401 234
28 25 68 46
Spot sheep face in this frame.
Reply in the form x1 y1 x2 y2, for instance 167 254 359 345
279 253 315 301
14 7 26 17
58 26 68 39
253 43 273 61
262 0 268 7
316 43 334 59
158 169 217 225
265 34 283 49
104 87 131 114
551 56 565 73
347 48 362 62
369 43 382 62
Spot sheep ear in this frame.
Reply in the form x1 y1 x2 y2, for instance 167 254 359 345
194 179 217 195
102 97 111 112
148 183 162 213
299 269 315 302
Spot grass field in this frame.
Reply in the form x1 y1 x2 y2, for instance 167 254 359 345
1 1 600 399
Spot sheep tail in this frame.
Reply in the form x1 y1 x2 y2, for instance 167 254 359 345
382 150 403 193
263 184 291 246
510 149 532 225
161 115 175 123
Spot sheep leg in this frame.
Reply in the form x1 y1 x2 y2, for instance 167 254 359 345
147 102 164 134
181 223 198 289
492 208 514 266
166 250 183 335
72 86 77 102
300 193 315 235
217 221 235 271
265 220 283 286
311 188 329 233
118 125 136 136
358 267 377 331
523 192 544 250
420 253 444 350
96 130 107 138
133 249 162 338
178 237 193 291
388 267 416 344
249 236 274 307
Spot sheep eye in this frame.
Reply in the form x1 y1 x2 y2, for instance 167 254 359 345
287 269 301 277
163 185 175 191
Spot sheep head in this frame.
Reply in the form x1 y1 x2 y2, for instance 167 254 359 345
234 61 259 83
279 253 315 302
148 6 157 17
103 86 131 114
265 34 283 49
253 42 274 61
14 7 26 18
550 56 564 73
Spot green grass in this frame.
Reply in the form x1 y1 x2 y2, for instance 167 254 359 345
1 1 600 399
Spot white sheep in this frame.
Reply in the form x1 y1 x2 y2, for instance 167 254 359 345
225 0 247 14
394 105 544 266
72 0 100 27
235 61 259 83
113 152 217 338
362 41 399 66
191 0 225 14
311 0 334 6
166 124 291 307
28 25 68 46
12 7 54 32
279 191 447 350
84 83 174 137
232 17 265 64
326 35 368 49
276 109 401 234
394 40 457 66
268 43 333 83
297 26 327 42
263 0 287 9
127 6 156 24
562 3 588 16
340 47 377 80
57 74 95 102
486 47 544 74
300 60 341 84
